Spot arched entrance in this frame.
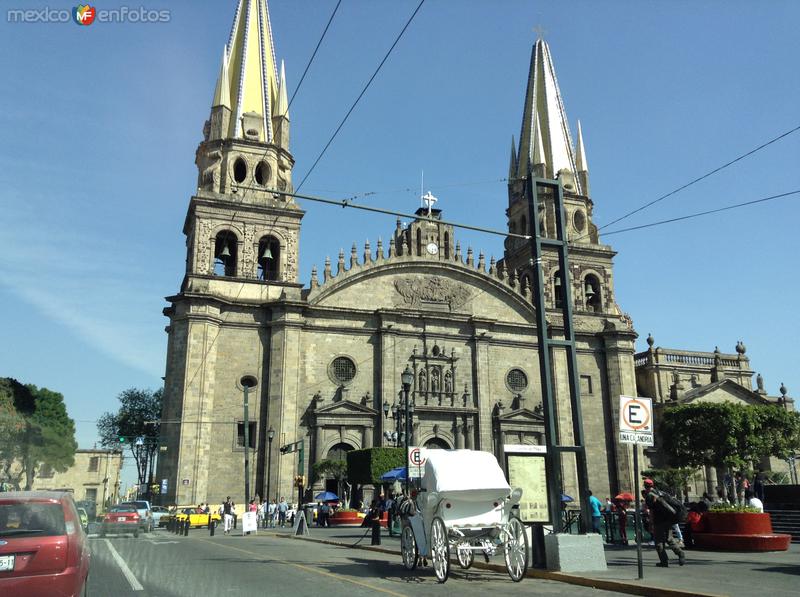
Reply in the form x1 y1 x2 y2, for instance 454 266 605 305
424 437 450 450
324 443 354 495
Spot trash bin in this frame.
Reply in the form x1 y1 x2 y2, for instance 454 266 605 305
304 506 313 526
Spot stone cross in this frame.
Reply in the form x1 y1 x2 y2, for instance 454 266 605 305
422 191 437 215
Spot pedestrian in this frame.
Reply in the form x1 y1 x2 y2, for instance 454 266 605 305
603 497 615 543
754 468 767 502
588 491 603 537
222 496 233 535
368 500 382 545
268 499 277 528
278 496 288 527
642 478 686 567
614 498 630 545
385 493 397 537
231 502 238 530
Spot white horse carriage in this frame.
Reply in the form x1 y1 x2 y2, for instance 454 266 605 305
399 449 529 583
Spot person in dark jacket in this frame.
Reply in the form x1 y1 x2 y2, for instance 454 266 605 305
642 478 685 567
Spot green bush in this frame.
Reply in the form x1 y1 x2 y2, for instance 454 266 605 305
709 504 761 514
347 447 405 485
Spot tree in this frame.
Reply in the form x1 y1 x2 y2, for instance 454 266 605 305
0 380 77 490
660 402 800 499
312 459 349 503
21 385 78 490
97 388 162 493
0 378 30 489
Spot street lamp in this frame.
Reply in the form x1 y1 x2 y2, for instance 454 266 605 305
239 375 258 507
401 365 414 492
267 426 275 502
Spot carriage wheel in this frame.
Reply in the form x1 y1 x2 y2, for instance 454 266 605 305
456 541 474 569
430 517 450 583
504 517 529 582
401 524 418 570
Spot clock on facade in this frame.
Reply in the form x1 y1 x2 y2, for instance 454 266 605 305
426 242 439 255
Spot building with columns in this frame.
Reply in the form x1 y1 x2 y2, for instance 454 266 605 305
156 1 791 507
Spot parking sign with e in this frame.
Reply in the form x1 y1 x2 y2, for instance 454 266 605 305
619 395 654 445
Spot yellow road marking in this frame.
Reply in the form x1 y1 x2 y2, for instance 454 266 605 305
197 538 407 597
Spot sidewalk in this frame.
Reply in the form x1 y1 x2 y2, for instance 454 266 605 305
268 524 800 597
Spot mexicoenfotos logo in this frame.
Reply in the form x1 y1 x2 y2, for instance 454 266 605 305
73 5 96 26
6 5 170 24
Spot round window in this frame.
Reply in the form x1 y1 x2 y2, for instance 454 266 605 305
254 161 271 186
232 157 247 184
573 209 586 232
330 357 356 384
506 368 528 392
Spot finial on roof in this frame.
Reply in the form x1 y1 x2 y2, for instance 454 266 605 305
275 60 289 120
350 243 358 268
575 120 588 173
533 24 547 40
323 256 332 281
780 382 788 397
508 136 518 181
735 340 746 355
646 333 655 348
310 265 319 289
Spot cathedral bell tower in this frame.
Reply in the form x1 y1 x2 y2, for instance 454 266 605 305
187 0 302 291
503 37 617 316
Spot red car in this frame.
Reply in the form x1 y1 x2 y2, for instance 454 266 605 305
0 491 90 597
100 505 140 537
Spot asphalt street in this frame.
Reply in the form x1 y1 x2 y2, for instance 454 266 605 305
86 527 618 597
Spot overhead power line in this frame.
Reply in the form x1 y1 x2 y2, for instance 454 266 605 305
596 124 800 234
287 0 342 112
296 0 427 192
602 190 800 237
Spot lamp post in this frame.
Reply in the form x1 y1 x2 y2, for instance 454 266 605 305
239 375 258 507
267 426 275 502
401 365 414 492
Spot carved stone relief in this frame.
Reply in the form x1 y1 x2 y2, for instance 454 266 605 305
394 276 471 311
283 230 297 282
242 223 255 278
196 220 214 274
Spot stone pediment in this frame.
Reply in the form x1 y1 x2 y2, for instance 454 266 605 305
495 408 545 424
677 378 769 406
314 399 377 416
305 259 536 324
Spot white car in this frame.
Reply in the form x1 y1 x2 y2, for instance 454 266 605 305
151 505 171 528
118 500 153 532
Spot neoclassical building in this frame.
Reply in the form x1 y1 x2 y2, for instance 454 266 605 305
159 1 791 507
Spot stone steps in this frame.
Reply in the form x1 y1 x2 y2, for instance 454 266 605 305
766 509 800 543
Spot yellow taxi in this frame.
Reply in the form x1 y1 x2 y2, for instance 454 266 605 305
173 506 221 528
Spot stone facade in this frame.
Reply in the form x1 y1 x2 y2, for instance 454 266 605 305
31 449 123 515
156 8 641 507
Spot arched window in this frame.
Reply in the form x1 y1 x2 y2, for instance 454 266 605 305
444 232 450 259
553 270 563 308
424 437 450 450
327 442 354 461
257 236 280 281
519 215 527 234
214 231 238 277
416 228 422 256
584 274 602 313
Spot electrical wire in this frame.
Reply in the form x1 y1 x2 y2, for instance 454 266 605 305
296 0 427 192
601 190 800 237
287 0 342 112
594 124 800 235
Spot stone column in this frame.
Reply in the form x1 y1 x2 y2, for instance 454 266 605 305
471 320 494 451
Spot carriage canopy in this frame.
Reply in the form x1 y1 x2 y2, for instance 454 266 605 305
422 450 511 501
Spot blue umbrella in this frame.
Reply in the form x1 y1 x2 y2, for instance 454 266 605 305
561 494 574 503
314 491 339 502
380 466 408 482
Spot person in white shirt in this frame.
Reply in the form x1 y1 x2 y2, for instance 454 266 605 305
746 490 764 513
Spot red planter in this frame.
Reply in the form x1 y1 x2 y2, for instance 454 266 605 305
694 512 791 551
328 511 365 526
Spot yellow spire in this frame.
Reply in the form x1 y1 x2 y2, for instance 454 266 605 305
212 47 231 109
275 59 289 121
218 0 280 141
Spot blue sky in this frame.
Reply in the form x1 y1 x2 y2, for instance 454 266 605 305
1 0 798 490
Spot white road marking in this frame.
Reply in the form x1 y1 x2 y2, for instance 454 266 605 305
104 539 144 591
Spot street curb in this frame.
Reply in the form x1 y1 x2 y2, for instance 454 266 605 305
277 533 726 597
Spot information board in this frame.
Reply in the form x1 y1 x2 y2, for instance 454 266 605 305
504 445 550 523
241 511 258 534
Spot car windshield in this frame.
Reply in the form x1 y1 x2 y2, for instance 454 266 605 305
0 502 66 537
109 506 136 513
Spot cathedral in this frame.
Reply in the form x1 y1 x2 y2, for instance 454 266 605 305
157 0 791 507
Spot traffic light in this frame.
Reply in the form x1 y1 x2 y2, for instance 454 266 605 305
293 475 306 488
118 436 126 444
